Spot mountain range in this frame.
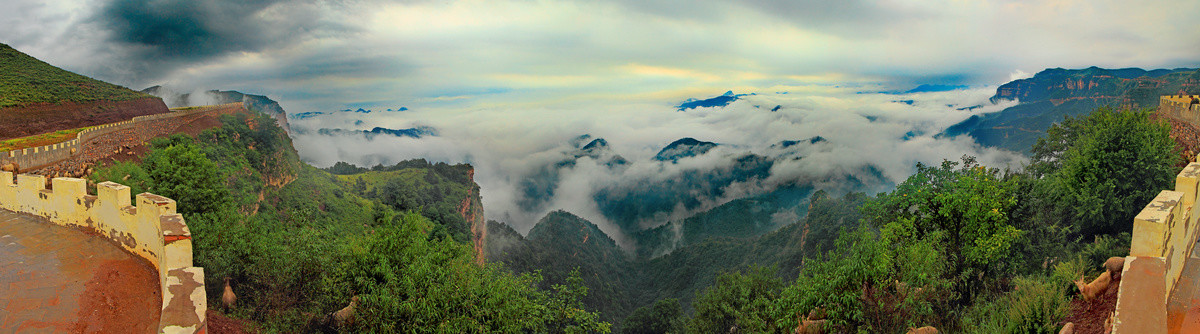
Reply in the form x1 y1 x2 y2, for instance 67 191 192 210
940 66 1200 152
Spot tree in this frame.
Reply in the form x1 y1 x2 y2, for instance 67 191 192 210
863 157 1020 275
1040 107 1177 237
773 226 951 333
623 298 683 334
141 138 229 215
686 266 783 333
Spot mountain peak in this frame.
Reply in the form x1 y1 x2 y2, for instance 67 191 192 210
655 137 718 162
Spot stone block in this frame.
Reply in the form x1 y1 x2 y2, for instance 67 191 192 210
1177 163 1200 207
1133 191 1184 257
16 174 45 192
50 178 85 199
160 267 206 334
136 193 177 217
97 182 132 208
1112 256 1167 334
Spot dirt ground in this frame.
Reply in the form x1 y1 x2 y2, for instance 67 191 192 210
205 310 257 334
1061 276 1120 334
69 258 162 333
0 98 167 140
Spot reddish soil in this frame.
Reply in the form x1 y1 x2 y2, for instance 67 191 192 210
1061 276 1120 334
1153 113 1200 166
88 105 245 167
0 98 169 140
69 258 162 333
29 104 249 178
205 310 257 334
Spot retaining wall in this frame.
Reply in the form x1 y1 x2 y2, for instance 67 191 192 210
1 103 241 171
0 171 206 333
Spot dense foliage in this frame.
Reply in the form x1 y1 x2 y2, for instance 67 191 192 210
0 43 153 107
623 298 683 334
1030 107 1178 237
863 156 1021 301
324 160 476 243
89 110 610 332
495 106 1177 333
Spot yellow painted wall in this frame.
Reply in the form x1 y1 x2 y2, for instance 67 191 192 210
0 171 206 333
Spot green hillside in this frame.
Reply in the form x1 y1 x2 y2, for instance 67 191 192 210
486 191 865 330
0 43 152 108
88 111 609 332
325 160 477 243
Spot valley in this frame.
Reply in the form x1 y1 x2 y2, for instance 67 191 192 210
1 2 1198 332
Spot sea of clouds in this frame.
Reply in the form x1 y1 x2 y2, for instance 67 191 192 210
287 85 1026 241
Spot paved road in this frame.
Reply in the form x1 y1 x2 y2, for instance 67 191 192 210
0 209 159 333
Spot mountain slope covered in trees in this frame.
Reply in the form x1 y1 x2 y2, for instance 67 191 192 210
942 66 1199 152
87 110 610 332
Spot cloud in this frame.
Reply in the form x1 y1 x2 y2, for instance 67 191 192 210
288 85 1026 240
1 0 1196 242
3 0 1198 117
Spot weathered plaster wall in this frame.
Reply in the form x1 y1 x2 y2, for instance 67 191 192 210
0 171 206 333
1113 160 1200 334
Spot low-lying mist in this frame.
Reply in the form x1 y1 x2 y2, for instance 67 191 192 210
288 85 1026 244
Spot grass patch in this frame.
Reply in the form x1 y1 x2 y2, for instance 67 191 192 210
0 43 152 108
0 126 90 151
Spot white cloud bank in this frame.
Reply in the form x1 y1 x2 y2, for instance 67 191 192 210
290 85 1025 238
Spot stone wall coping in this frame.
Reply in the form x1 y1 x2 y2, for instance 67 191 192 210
1115 155 1200 333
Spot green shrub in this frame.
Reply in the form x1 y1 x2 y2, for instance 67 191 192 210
961 275 1072 334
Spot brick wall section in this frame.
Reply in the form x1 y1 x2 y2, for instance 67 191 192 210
0 171 206 333
0 103 242 172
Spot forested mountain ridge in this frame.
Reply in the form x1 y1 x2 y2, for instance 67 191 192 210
943 67 1200 152
86 109 609 332
323 159 488 262
487 190 867 330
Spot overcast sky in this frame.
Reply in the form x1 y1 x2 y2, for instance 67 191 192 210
4 0 1197 233
1 0 1198 113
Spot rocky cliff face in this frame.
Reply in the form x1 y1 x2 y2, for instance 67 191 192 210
0 97 169 140
142 86 291 135
991 67 1198 107
944 67 1200 153
458 168 487 264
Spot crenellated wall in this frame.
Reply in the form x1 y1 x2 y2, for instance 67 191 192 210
1 103 241 172
0 171 206 333
1112 159 1200 333
1161 95 1200 123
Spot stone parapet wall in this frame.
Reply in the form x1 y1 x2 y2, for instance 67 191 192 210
1113 160 1200 333
1162 95 1200 123
0 171 206 333
0 103 242 172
